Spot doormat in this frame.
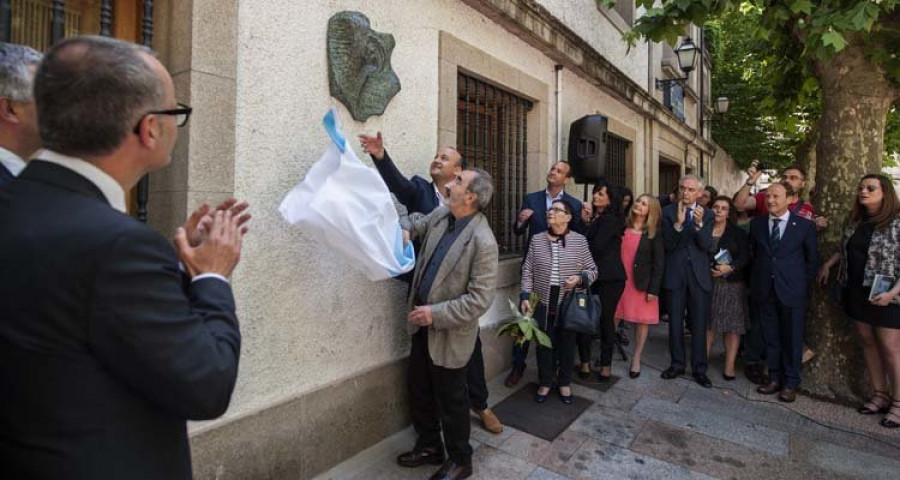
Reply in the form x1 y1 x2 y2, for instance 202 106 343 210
491 382 592 441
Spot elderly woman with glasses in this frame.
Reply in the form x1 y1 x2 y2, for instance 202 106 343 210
521 199 597 404
818 174 900 428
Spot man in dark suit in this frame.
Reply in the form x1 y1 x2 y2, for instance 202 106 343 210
661 175 715 388
358 132 501 435
0 42 42 187
0 36 249 480
504 160 584 386
749 183 818 402
396 168 499 480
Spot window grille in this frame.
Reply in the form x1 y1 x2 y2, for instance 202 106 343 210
457 72 533 256
605 133 629 190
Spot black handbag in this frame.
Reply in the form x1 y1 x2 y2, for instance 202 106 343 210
559 288 602 335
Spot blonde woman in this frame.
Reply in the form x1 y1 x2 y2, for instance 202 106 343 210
615 195 665 378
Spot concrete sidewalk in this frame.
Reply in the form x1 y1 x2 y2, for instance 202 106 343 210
314 325 900 480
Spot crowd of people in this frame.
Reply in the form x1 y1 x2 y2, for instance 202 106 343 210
1 34 899 480
509 159 900 420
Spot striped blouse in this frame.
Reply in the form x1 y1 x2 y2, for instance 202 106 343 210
521 231 598 307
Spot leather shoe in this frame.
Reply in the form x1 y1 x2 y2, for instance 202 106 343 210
694 373 712 388
660 367 685 380
778 388 797 403
757 381 781 395
397 447 445 468
629 369 641 379
504 365 525 388
428 460 473 480
475 408 503 434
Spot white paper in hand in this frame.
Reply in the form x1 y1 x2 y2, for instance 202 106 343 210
279 109 415 281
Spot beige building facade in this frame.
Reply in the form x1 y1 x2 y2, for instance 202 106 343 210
4 0 744 478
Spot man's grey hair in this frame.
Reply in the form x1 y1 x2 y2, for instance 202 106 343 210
35 36 165 157
680 174 705 189
0 43 42 102
468 168 494 211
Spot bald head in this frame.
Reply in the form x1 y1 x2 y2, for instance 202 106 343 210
35 36 165 157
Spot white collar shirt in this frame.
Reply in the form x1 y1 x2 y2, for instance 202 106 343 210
769 209 791 238
545 189 565 211
0 146 26 177
34 149 127 213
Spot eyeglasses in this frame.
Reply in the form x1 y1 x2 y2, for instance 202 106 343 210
547 207 569 214
858 184 881 193
132 102 193 134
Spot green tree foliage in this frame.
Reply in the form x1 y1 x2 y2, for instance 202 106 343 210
602 0 900 166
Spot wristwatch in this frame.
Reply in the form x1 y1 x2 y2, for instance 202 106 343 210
745 180 755 187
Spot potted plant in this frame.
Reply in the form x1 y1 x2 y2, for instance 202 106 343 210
497 293 552 348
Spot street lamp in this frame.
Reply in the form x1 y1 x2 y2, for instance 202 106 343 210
655 36 699 90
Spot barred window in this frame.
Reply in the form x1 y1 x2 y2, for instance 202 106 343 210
605 133 630 190
457 72 533 256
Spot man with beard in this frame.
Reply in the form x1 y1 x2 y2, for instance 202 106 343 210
358 132 502 435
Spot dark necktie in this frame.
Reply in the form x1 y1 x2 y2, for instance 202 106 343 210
770 218 781 248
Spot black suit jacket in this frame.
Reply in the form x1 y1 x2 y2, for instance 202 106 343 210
374 150 441 214
631 230 666 296
0 162 13 188
662 203 715 292
586 213 626 283
748 213 818 308
712 223 751 283
513 190 584 247
0 161 241 480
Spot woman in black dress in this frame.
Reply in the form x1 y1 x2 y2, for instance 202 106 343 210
818 174 900 428
579 180 626 382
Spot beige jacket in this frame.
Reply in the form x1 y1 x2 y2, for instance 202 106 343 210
403 206 499 368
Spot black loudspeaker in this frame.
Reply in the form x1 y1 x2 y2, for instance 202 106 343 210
567 115 608 184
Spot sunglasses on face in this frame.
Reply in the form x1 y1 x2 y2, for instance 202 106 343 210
858 185 881 193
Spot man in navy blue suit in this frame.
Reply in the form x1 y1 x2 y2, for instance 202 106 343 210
0 43 42 188
503 160 584 387
357 131 503 435
660 175 715 388
749 183 818 403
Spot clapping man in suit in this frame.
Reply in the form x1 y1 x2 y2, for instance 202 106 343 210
358 132 502 435
0 36 249 480
660 175 715 388
395 168 499 480
504 160 584 387
0 43 41 187
749 183 818 403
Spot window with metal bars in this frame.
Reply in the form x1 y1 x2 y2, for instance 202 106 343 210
605 133 630 190
457 72 533 256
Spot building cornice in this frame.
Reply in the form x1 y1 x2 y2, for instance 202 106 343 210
460 0 715 153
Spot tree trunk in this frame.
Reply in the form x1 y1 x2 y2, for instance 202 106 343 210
804 35 899 403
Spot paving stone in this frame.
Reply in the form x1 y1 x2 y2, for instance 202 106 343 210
631 396 790 456
592 385 644 412
611 367 691 403
538 429 589 473
498 430 552 464
526 467 572 480
347 454 437 480
793 438 900 480
568 405 647 448
471 422 518 448
553 438 714 480
469 445 538 480
631 420 847 480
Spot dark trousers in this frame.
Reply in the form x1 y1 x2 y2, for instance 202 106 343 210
665 276 710 374
579 281 626 367
744 300 766 366
536 287 577 387
760 291 806 389
466 335 489 411
409 329 472 465
512 339 530 368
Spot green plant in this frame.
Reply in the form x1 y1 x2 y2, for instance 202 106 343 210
497 293 552 348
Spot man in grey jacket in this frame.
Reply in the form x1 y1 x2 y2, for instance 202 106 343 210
395 168 499 480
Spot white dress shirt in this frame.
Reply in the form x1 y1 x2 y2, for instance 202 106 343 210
769 209 791 239
35 149 227 284
0 146 26 177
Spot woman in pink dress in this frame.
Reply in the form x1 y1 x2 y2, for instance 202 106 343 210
615 194 665 378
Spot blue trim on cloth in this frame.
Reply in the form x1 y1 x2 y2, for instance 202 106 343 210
323 108 346 153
